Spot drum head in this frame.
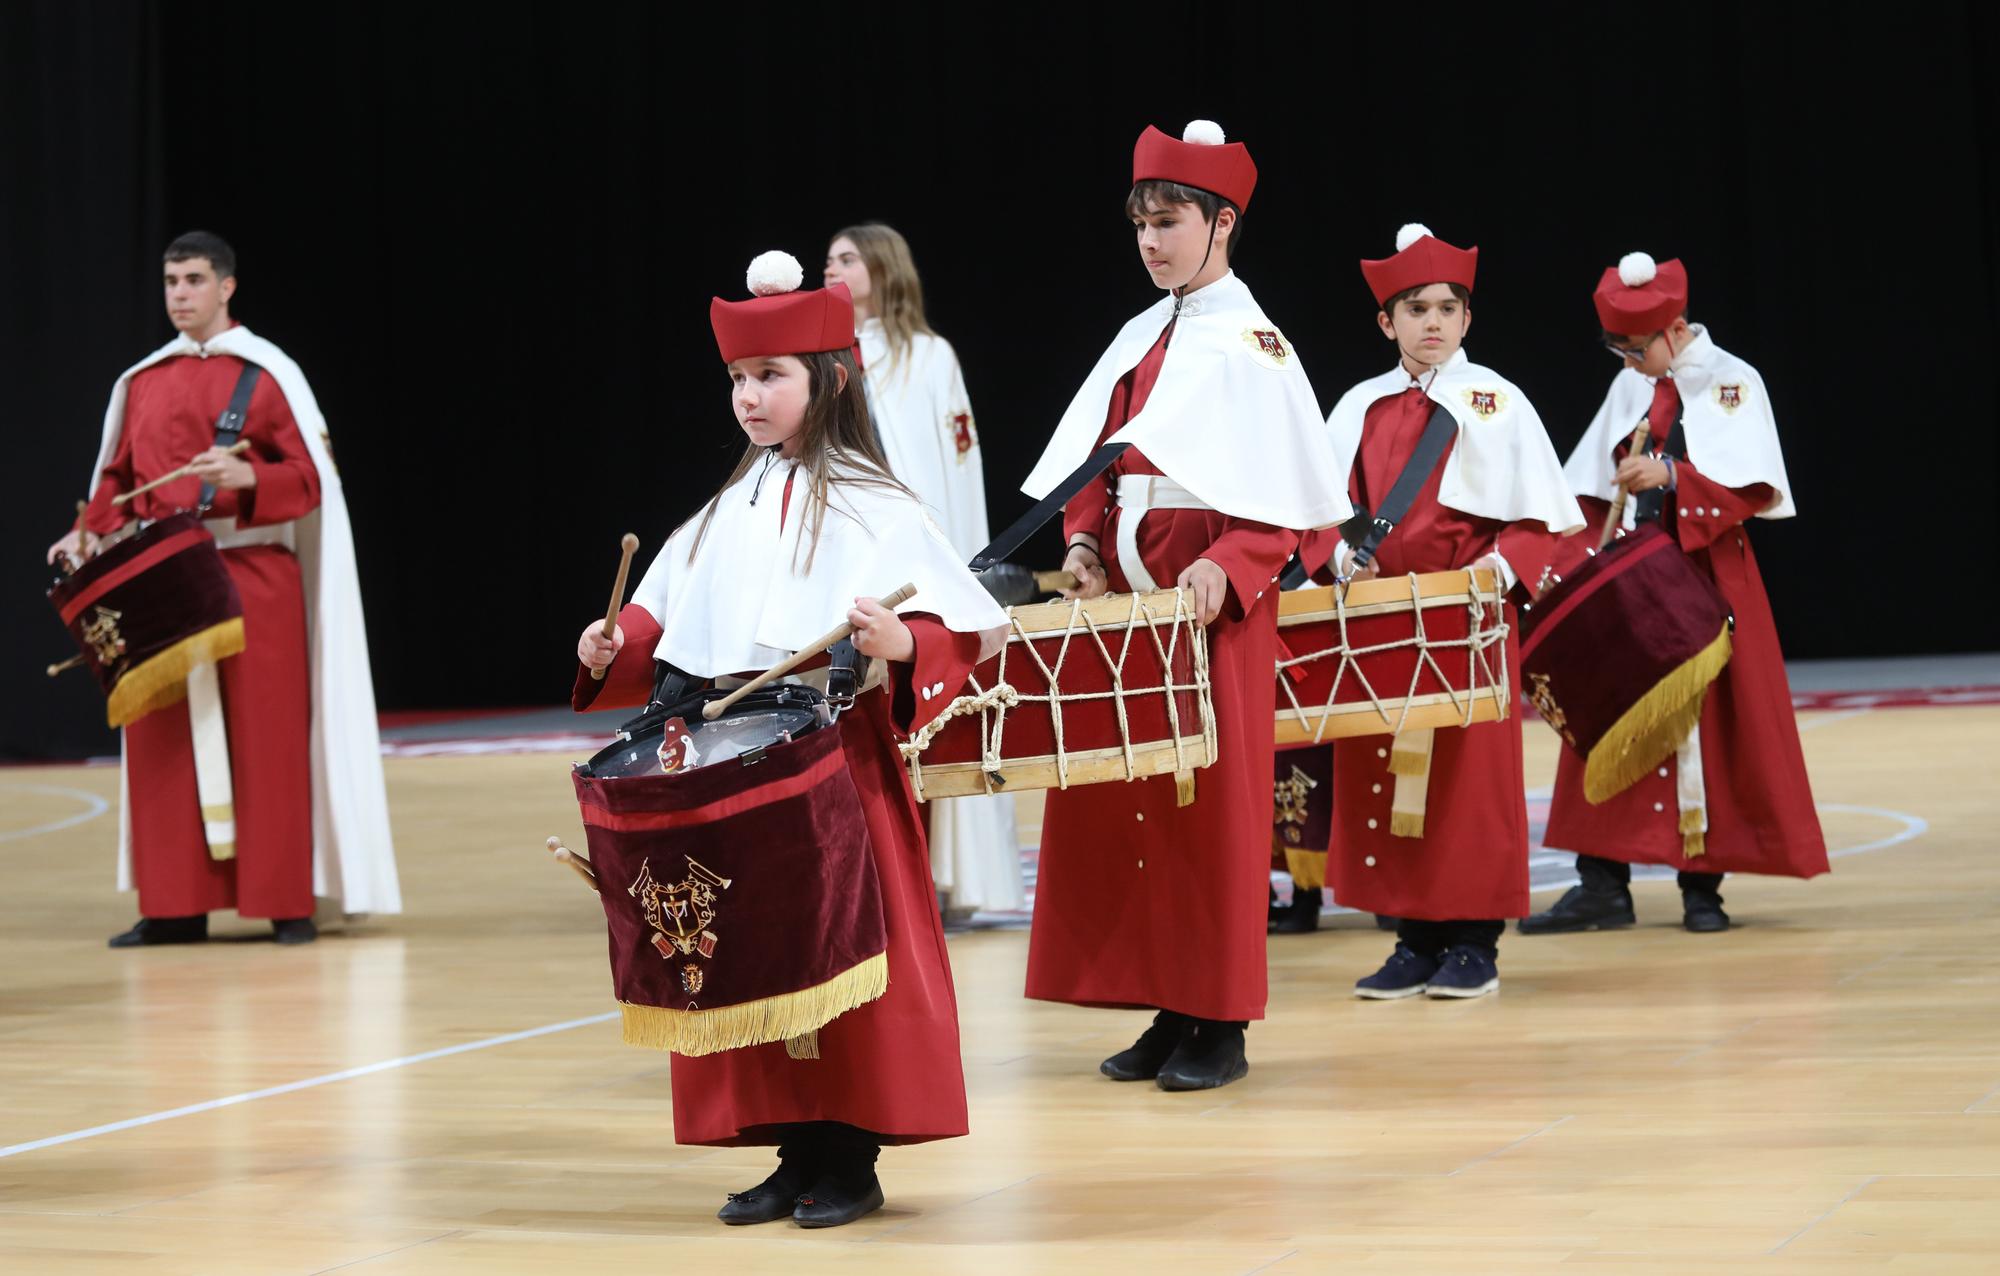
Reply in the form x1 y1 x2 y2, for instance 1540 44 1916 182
583 689 828 779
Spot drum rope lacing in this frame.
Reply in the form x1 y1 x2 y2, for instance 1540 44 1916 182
1273 570 1510 743
899 588 1216 799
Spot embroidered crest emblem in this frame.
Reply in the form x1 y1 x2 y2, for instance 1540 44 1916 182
1273 764 1318 847
1526 673 1577 749
81 605 128 667
1241 327 1291 369
1715 383 1744 413
629 856 733 967
948 411 975 462
1463 388 1507 419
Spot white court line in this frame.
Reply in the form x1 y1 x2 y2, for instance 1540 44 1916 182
0 783 110 843
0 1010 618 1160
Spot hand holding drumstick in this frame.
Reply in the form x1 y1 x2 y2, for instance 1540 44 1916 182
111 440 254 508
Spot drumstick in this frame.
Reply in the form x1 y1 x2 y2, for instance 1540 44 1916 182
46 653 86 677
59 500 89 574
112 440 251 507
1036 569 1079 592
702 582 918 721
590 533 640 682
545 836 599 891
1597 422 1652 551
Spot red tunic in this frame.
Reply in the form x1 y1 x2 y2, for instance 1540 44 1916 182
1024 318 1297 1022
573 526 983 1146
85 343 321 920
1318 386 1556 922
1543 381 1826 877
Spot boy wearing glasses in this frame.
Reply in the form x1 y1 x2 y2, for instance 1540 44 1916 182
1523 253 1825 937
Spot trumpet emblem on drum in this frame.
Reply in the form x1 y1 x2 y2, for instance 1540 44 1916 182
629 856 734 963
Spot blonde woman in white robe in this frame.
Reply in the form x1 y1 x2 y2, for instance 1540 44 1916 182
825 223 1022 917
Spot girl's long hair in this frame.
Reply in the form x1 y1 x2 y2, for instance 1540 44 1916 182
833 222 936 376
685 348 911 573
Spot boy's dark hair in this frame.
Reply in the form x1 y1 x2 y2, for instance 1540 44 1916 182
164 230 237 279
1381 282 1470 314
1124 180 1245 258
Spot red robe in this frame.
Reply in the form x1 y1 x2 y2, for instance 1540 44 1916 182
1543 381 1826 877
85 344 321 920
1308 386 1560 922
572 488 982 1146
1024 319 1296 1023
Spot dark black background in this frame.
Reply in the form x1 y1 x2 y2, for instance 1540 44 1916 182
5 2 1994 760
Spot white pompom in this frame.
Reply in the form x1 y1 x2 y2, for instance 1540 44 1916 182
745 250 804 297
1618 252 1657 287
1181 119 1226 146
1395 223 1433 252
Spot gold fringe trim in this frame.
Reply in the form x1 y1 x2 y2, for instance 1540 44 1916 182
1390 810 1427 839
618 950 887 1057
104 617 247 728
1582 625 1732 804
1680 808 1706 859
1387 747 1429 778
1175 769 1197 807
1283 847 1328 890
784 1031 820 1060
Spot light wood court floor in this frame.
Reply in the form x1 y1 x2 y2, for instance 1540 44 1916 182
3 705 1997 1273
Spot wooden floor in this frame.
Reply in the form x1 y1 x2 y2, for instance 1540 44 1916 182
2 704 1997 1274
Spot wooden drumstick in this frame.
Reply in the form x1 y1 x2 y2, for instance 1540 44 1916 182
1597 422 1653 551
112 440 251 507
545 836 599 892
703 582 918 721
591 533 641 681
47 653 86 677
1036 569 1079 592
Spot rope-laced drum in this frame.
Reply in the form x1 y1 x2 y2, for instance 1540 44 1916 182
1273 567 1510 744
900 587 1215 800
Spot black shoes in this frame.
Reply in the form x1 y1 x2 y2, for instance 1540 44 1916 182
1269 886 1321 934
718 1157 816 1225
1517 886 1637 935
107 915 208 948
1424 945 1501 999
1100 1010 1193 1081
272 918 318 945
1682 889 1731 933
1155 1022 1249 1091
792 1171 886 1228
1354 942 1441 999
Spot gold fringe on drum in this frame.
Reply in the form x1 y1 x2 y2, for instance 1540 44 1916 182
1582 623 1733 805
104 616 246 728
617 950 888 1057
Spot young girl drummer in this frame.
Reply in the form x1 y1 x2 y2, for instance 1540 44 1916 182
573 251 1005 1229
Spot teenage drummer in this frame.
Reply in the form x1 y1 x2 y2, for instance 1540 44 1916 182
45 230 400 946
1522 253 1825 936
572 252 1005 1229
1016 119 1349 1092
1303 225 1582 1000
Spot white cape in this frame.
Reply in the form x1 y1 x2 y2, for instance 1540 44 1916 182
1326 348 1585 535
1563 325 1796 519
630 456 1007 676
90 326 402 914
1021 271 1351 530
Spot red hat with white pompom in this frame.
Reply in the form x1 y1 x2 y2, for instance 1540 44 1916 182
710 251 855 363
1359 223 1479 307
1593 252 1688 333
1131 119 1258 211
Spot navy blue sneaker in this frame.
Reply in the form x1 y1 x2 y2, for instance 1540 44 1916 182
1354 943 1441 999
1425 945 1500 999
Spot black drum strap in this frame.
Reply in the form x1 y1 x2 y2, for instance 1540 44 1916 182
1635 397 1688 525
197 362 264 509
968 441 1130 574
1345 400 1458 577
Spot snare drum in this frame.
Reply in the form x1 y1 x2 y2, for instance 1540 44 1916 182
899 587 1215 801
47 512 247 727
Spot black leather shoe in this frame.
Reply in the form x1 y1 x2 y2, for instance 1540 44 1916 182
792 1171 885 1228
1269 887 1321 934
1100 1011 1193 1081
272 918 318 945
1682 890 1730 933
107 915 207 948
1155 1022 1248 1091
1517 886 1636 935
718 1158 815 1225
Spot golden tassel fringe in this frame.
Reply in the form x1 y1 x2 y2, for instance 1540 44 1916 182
618 950 887 1057
1175 769 1197 807
1680 808 1707 859
1387 748 1429 778
1390 810 1427 839
1583 625 1732 804
784 1031 820 1060
1283 847 1328 891
104 618 247 728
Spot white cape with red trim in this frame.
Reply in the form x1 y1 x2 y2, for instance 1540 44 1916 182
629 456 1007 677
88 326 402 915
1563 325 1796 519
1020 271 1352 530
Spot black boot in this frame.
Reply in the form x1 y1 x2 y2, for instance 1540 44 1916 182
1517 885 1636 935
107 915 208 948
718 1139 818 1225
1681 888 1730 933
272 918 318 945
792 1126 883 1228
1269 886 1321 934
1156 1020 1248 1091
1099 1010 1193 1081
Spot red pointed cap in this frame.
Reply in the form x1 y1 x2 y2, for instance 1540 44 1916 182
1131 120 1257 211
1359 224 1479 307
710 251 855 363
1593 253 1689 333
